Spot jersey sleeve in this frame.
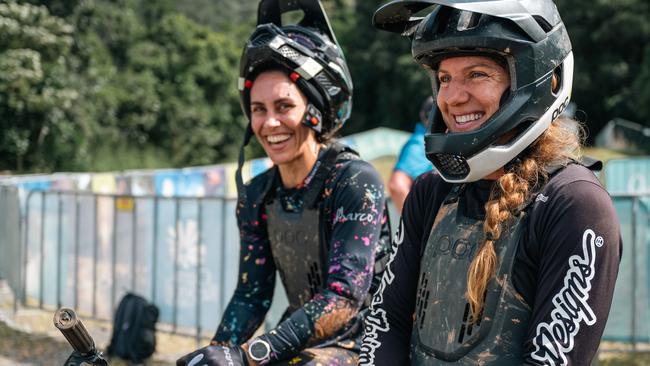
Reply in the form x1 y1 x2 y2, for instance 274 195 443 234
359 177 429 365
522 178 622 365
257 160 389 362
212 199 276 346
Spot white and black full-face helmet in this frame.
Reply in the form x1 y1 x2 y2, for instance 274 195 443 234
239 0 353 138
374 0 574 183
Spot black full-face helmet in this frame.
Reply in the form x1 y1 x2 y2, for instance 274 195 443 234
235 0 352 205
374 0 574 183
239 0 353 138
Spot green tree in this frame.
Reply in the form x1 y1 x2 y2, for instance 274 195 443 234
145 13 243 166
556 0 650 136
174 0 256 32
632 45 650 123
0 2 86 172
329 0 431 135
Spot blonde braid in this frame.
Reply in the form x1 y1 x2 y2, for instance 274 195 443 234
466 119 582 321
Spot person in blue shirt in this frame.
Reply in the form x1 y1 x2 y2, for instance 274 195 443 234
388 96 434 213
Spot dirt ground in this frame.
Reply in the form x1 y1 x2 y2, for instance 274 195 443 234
1 280 650 366
0 280 205 366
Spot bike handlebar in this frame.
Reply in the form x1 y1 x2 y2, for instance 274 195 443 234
54 307 96 355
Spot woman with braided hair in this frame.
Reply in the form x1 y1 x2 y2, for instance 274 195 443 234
360 1 622 365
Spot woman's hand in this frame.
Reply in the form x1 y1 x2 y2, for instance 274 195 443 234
176 343 249 366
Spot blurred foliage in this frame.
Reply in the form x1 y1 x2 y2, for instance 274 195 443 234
0 0 648 173
0 1 80 172
1 0 244 172
555 0 650 138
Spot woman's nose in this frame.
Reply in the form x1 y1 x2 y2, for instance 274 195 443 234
443 81 470 106
262 114 282 128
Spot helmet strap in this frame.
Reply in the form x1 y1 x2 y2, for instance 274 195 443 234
235 123 255 204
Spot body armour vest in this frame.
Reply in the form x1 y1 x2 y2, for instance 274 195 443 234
265 143 359 312
266 198 324 312
411 185 531 365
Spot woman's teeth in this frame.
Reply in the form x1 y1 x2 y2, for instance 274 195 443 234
455 113 484 124
267 134 291 144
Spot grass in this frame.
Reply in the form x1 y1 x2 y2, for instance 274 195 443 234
0 319 70 364
0 318 176 365
599 352 650 366
3 317 650 365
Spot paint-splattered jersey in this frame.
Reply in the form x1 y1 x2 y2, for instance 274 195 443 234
360 164 622 366
213 143 391 363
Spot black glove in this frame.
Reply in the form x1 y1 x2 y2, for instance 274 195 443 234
176 344 249 366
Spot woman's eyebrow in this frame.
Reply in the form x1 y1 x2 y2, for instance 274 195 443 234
251 97 294 106
273 97 293 105
438 62 502 74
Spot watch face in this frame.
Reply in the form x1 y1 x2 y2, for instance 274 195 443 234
249 340 270 361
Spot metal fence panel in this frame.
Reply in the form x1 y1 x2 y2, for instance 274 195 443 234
7 156 649 345
602 158 650 344
603 196 650 343
0 186 21 306
15 191 252 338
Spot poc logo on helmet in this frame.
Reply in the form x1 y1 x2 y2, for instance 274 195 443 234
552 96 570 121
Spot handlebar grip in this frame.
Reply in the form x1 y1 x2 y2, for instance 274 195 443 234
53 307 96 355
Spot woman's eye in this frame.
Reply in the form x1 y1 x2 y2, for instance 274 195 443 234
278 103 292 112
251 105 264 114
470 71 487 78
438 74 451 83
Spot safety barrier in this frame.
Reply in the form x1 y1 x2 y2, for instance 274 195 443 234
602 192 650 349
2 189 288 343
1 167 648 349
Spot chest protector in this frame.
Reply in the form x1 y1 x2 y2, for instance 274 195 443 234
411 185 531 365
267 199 324 312
265 143 358 312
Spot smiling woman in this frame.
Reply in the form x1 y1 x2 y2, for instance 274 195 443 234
250 70 318 187
175 1 391 366
361 1 622 366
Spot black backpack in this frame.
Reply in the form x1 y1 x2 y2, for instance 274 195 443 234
107 293 159 364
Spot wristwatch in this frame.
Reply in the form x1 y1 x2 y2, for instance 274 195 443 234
247 338 271 364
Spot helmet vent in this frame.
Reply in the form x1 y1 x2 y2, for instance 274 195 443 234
315 72 340 96
457 11 481 31
251 33 274 47
416 273 430 330
532 15 553 33
278 45 301 61
432 153 470 179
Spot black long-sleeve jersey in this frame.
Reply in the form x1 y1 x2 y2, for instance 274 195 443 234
214 144 391 363
360 164 622 366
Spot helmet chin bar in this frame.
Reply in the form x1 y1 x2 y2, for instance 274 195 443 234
437 52 574 183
